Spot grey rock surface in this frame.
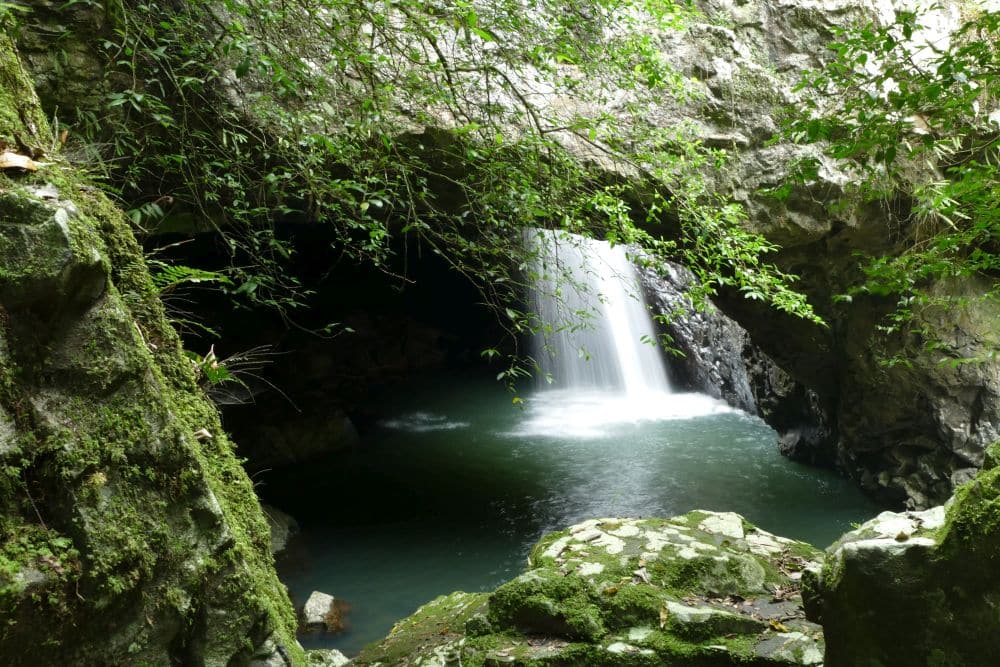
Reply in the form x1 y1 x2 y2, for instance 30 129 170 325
633 0 1000 506
355 512 825 666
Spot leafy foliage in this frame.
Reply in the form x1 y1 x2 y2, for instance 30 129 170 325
784 4 1000 361
54 0 821 378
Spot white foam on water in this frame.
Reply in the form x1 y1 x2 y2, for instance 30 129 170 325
510 389 735 439
518 229 733 438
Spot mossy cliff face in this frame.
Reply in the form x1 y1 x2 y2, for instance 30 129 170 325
803 439 1000 666
0 29 301 666
356 512 825 666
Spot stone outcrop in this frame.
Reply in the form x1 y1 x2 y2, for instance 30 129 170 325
0 31 301 666
642 262 836 466
803 440 1000 665
262 504 299 555
631 0 1000 507
356 511 825 666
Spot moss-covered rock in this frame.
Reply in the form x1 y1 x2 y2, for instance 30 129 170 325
0 27 301 666
356 512 824 666
804 453 1000 666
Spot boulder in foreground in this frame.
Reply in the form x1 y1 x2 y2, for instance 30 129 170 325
355 511 824 666
805 444 1000 666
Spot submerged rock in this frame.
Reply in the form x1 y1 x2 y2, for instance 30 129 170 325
355 511 824 666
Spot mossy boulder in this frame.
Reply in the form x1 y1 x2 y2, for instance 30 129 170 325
0 28 301 666
805 443 1000 666
355 511 824 666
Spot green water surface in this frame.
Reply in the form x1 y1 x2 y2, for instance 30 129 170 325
262 373 883 656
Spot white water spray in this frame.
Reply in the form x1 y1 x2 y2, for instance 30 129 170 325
525 229 669 394
517 229 731 437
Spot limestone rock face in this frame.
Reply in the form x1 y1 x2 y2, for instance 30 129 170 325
15 0 109 116
633 0 1000 506
356 512 825 666
804 449 1000 665
0 33 300 667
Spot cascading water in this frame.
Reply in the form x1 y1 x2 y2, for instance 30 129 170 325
525 229 670 394
517 228 731 437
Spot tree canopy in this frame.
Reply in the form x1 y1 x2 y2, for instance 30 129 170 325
28 0 999 375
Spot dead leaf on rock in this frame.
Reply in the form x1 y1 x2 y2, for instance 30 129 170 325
632 567 651 584
0 151 42 172
768 619 790 633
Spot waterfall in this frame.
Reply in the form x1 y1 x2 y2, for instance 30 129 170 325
515 229 732 438
524 229 671 395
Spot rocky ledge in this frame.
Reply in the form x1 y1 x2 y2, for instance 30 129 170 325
804 441 1000 666
355 511 824 666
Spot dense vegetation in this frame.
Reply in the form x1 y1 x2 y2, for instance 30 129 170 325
15 0 999 373
786 4 1000 365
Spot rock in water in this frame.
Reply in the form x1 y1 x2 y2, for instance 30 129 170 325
354 511 824 665
302 591 349 633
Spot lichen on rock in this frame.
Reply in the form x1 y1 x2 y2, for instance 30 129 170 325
355 511 825 666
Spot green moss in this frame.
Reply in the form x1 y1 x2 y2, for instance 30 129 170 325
942 464 1000 553
0 28 50 148
0 30 302 666
812 464 1000 666
600 583 664 628
354 591 489 664
489 571 606 641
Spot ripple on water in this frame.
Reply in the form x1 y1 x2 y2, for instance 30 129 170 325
379 411 470 432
